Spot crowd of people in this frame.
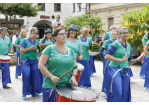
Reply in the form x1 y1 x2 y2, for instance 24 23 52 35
0 15 149 102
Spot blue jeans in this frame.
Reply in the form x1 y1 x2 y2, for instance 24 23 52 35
13 45 17 54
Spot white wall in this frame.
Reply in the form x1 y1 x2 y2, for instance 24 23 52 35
0 3 86 30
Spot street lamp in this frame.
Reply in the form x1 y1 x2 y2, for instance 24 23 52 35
77 3 86 14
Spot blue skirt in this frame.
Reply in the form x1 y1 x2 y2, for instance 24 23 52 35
107 66 131 102
15 50 22 76
78 60 91 87
102 59 110 93
88 55 96 75
140 54 147 78
144 57 149 88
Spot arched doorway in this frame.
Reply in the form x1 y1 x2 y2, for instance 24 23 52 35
33 20 53 39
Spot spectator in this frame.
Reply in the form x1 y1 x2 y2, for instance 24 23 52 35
94 36 102 46
10 29 19 54
52 15 64 31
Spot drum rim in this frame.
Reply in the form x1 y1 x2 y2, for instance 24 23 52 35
56 86 99 101
0 55 11 60
76 63 84 71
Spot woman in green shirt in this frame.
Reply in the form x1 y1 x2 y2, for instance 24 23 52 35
38 28 78 102
105 27 138 102
85 25 96 76
65 24 83 61
14 30 26 79
20 27 42 100
78 28 92 87
39 30 54 45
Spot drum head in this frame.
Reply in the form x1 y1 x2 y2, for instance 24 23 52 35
0 55 11 60
77 63 84 71
56 86 99 101
89 51 99 56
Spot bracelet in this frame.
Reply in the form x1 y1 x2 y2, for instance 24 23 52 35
72 74 76 77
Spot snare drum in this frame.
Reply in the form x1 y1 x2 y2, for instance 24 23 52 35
89 51 99 56
56 86 99 102
0 55 11 63
76 63 84 83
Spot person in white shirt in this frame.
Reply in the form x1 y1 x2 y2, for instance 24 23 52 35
52 15 64 31
10 29 19 54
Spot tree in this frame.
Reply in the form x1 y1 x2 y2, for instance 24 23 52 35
63 14 105 37
0 3 41 28
120 4 149 51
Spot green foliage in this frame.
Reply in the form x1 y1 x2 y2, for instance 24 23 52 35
63 14 105 37
0 3 41 27
120 4 149 51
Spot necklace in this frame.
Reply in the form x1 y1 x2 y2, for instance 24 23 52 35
55 45 66 54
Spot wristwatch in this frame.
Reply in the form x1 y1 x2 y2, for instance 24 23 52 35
72 74 76 77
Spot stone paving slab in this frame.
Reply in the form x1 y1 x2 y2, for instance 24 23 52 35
0 60 149 102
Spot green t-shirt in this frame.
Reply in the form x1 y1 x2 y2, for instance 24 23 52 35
143 32 149 45
78 36 91 61
21 38 39 60
102 38 113 53
146 40 149 58
109 40 131 68
40 38 53 45
87 35 93 42
105 32 111 41
15 36 25 50
42 45 76 89
0 36 13 55
64 38 83 55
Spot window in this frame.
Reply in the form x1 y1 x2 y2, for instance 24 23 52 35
108 18 114 30
38 3 45 11
54 3 61 12
73 3 75 12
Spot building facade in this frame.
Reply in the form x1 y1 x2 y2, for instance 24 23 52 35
86 3 149 36
0 3 86 39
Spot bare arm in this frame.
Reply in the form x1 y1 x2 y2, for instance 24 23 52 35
52 24 64 29
102 38 105 43
76 52 83 61
142 38 146 48
39 40 42 44
20 46 36 53
13 43 19 47
99 41 102 46
144 44 149 55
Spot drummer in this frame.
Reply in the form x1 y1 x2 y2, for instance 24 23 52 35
78 27 92 87
13 30 27 79
64 24 83 61
0 27 13 89
105 27 138 102
39 30 54 45
38 27 78 102
99 30 118 98
20 27 43 100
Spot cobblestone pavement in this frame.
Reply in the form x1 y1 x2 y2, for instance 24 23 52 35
0 60 149 102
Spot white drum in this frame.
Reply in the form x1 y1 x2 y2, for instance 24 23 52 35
0 55 11 63
77 63 84 71
89 51 99 56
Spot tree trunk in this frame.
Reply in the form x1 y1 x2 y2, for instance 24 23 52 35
5 15 8 28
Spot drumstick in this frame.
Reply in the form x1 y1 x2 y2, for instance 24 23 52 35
52 65 78 84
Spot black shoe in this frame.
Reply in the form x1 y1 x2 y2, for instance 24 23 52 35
15 76 18 79
3 85 10 89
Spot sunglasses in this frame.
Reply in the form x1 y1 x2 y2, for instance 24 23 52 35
57 17 60 18
35 33 38 35
48 33 52 35
58 33 68 35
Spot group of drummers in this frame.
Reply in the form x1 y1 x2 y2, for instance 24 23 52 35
0 23 148 102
